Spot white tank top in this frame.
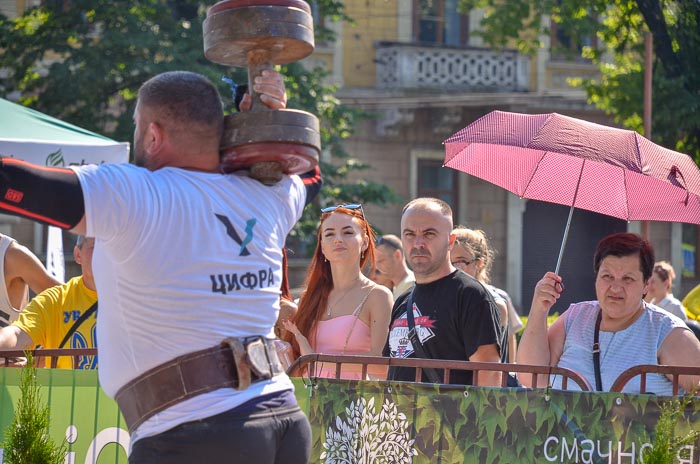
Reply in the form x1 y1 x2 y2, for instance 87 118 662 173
553 300 688 394
0 233 26 326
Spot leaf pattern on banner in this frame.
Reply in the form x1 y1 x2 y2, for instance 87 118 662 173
320 396 418 464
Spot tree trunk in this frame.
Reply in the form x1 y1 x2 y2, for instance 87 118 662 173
635 0 684 78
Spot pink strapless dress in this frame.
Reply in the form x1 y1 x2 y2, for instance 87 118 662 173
313 315 372 380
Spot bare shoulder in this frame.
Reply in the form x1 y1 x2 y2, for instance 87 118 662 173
366 283 393 311
369 282 392 299
659 326 700 367
4 241 59 291
4 242 42 276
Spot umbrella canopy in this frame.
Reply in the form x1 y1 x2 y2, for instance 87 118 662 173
445 111 700 224
0 98 129 166
444 110 700 272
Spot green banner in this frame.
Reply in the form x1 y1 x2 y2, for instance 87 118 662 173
1 370 699 463
0 368 128 463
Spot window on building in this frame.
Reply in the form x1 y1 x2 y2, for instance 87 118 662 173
416 159 459 211
550 18 597 61
413 0 469 47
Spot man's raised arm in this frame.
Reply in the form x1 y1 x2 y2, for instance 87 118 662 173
0 157 85 233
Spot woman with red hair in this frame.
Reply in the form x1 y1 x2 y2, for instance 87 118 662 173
283 204 392 379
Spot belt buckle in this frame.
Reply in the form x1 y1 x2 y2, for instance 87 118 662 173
223 337 272 391
224 337 252 390
245 337 273 380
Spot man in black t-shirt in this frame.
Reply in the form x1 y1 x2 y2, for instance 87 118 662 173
383 198 503 385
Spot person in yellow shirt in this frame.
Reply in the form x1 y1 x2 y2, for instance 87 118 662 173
0 235 96 369
683 283 700 320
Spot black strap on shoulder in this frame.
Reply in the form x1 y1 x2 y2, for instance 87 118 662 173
405 290 442 383
500 328 509 363
58 302 98 349
592 308 603 391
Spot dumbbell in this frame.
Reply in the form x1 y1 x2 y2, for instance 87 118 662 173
203 0 321 184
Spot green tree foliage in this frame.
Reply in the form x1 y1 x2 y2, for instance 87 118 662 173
460 0 700 165
1 354 66 464
0 1 399 252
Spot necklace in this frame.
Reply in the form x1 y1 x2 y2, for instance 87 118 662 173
327 278 361 316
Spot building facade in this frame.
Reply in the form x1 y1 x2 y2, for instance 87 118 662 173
305 0 699 311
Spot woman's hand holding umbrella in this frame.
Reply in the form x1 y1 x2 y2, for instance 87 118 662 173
532 272 564 315
518 271 566 387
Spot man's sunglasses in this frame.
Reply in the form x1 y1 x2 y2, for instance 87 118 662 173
321 203 365 220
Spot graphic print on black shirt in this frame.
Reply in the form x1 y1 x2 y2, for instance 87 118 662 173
387 302 437 358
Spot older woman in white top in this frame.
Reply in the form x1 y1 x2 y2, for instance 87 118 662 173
518 233 700 394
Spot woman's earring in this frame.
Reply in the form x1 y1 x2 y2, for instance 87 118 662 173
324 256 328 262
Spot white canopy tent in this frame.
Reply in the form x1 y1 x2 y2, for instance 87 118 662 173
0 98 129 166
0 98 130 281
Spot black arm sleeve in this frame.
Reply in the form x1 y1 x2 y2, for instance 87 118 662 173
0 157 85 229
299 165 322 207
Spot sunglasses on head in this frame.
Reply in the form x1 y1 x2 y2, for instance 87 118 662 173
321 203 365 220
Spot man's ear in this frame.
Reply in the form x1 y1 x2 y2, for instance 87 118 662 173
73 246 82 266
145 121 166 154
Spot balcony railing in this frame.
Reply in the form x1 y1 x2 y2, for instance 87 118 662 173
376 41 530 92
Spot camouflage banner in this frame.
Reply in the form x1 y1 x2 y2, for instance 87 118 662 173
305 379 700 463
0 369 699 463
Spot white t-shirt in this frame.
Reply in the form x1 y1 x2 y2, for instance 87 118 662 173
0 234 21 326
654 294 688 321
74 163 306 442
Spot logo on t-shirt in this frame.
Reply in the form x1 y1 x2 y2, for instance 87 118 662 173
215 214 257 256
71 323 98 370
388 302 436 358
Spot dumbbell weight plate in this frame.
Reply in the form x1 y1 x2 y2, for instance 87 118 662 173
204 0 314 67
220 109 320 175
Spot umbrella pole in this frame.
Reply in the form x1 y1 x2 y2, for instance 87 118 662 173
554 205 575 275
554 160 585 275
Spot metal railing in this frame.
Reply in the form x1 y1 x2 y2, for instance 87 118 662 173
287 354 593 391
5 350 695 396
0 348 97 368
609 364 700 395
